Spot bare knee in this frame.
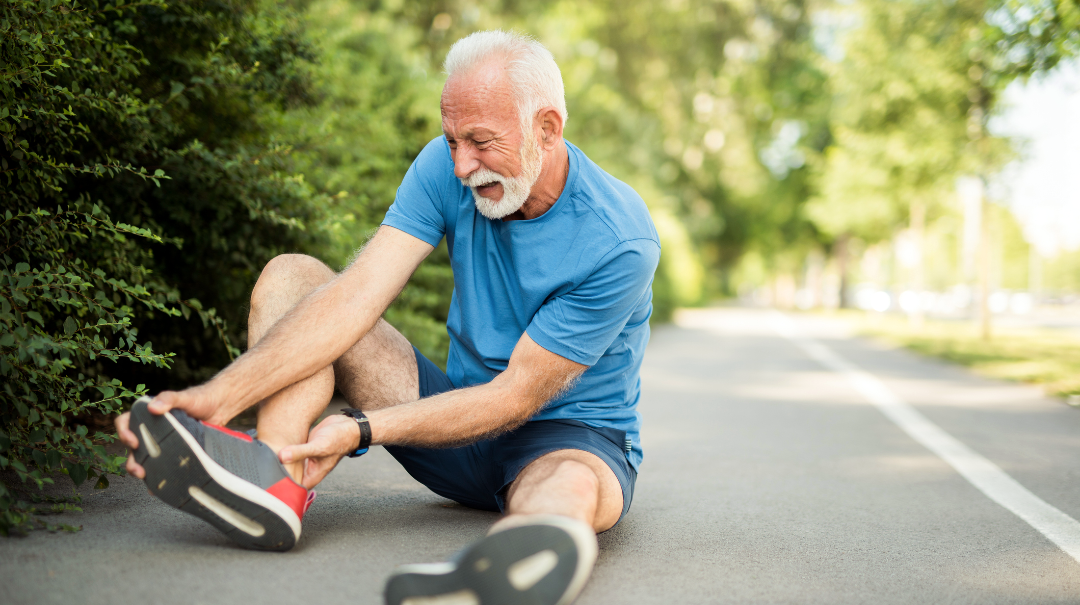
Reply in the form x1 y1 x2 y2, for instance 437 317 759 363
512 458 600 508
553 460 601 501
252 254 333 308
249 254 335 342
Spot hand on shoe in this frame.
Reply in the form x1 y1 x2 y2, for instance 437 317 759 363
115 387 219 480
278 414 361 490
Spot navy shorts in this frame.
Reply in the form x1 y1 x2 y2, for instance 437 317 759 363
384 348 637 525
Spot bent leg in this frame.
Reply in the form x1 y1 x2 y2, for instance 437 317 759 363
248 253 419 481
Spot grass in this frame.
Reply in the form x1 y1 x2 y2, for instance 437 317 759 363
846 312 1080 399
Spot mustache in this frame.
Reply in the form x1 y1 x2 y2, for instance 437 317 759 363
460 168 507 188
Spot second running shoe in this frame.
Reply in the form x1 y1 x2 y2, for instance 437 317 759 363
128 396 314 551
384 515 598 605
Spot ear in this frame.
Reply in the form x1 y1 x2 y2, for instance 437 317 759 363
536 106 564 150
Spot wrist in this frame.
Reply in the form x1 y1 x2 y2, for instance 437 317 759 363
339 408 371 457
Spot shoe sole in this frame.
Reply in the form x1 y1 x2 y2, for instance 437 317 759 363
384 517 597 605
129 397 301 551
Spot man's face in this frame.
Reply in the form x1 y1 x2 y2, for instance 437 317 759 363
441 65 543 220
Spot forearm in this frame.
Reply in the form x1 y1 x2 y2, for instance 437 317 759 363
366 334 587 448
367 379 538 448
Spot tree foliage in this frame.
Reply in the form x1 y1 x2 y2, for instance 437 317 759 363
0 0 327 534
809 0 988 243
7 0 1075 537
283 0 453 364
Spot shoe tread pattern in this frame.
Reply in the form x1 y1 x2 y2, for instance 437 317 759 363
385 525 579 605
130 401 296 552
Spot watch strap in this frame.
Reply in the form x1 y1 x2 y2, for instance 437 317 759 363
340 408 372 458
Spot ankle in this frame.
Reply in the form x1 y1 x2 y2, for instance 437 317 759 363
260 439 305 484
490 513 595 536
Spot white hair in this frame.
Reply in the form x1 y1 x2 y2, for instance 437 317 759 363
444 30 568 136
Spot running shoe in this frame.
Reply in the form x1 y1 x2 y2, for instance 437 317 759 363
128 396 313 551
384 515 598 605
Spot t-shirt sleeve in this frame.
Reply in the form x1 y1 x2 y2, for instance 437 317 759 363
526 238 661 366
381 137 453 247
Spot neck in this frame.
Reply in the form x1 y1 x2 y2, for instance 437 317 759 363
503 140 569 222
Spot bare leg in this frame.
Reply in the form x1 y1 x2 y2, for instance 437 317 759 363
385 450 622 604
247 254 420 481
498 449 624 533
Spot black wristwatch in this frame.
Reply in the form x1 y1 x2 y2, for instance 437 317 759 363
340 408 372 458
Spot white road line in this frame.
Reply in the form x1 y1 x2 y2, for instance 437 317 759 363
771 312 1080 565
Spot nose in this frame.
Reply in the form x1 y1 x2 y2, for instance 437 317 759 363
452 143 481 179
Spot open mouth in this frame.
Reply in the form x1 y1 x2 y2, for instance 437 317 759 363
475 182 501 198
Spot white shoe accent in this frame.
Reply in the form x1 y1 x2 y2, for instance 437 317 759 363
188 485 266 537
160 411 302 542
139 423 161 458
507 549 558 591
391 562 457 576
500 515 598 605
401 590 480 605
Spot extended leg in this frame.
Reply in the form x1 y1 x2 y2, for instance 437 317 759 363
500 449 624 532
384 450 624 605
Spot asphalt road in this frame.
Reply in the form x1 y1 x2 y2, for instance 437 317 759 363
3 308 1079 604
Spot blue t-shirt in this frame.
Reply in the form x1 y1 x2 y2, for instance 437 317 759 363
382 137 660 469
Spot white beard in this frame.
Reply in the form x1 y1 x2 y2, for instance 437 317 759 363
461 133 544 220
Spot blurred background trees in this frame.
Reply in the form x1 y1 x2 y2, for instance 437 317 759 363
3 0 1077 532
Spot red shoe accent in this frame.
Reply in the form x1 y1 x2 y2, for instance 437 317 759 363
201 422 254 442
266 477 310 520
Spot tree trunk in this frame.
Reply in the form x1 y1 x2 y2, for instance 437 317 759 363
836 234 851 309
909 199 926 329
978 194 992 340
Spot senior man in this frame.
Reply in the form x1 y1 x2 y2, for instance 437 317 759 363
116 30 659 605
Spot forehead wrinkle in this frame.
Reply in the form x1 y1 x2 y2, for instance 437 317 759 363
441 61 517 137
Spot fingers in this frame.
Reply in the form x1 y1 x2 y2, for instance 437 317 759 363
301 459 330 490
148 391 178 415
118 390 200 482
126 455 145 480
115 412 138 449
115 412 145 479
279 441 328 465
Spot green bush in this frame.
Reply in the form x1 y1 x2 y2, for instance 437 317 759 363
286 0 453 366
0 0 327 534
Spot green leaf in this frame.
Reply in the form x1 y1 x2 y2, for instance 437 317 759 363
31 449 46 469
25 311 44 326
46 449 60 469
28 429 46 443
95 475 109 489
65 461 87 486
64 316 77 335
